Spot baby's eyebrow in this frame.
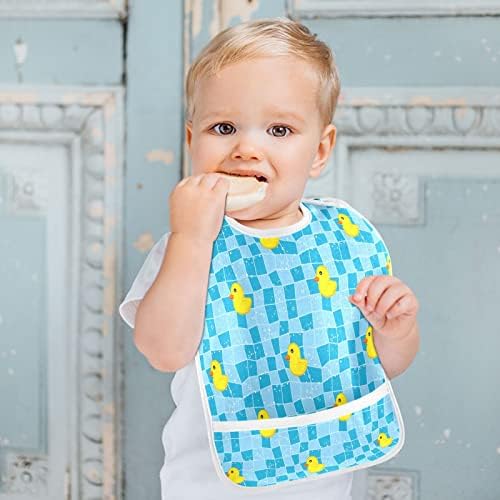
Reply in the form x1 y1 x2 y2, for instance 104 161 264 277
269 111 306 125
199 110 306 125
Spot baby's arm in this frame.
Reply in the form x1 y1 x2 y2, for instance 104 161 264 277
133 173 230 372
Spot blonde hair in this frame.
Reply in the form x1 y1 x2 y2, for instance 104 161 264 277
185 17 341 128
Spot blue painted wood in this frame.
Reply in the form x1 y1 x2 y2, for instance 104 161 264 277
0 19 122 83
0 1 487 498
308 17 500 86
123 1 183 499
388 178 500 499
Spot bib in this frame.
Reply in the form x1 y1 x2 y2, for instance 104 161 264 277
195 198 405 490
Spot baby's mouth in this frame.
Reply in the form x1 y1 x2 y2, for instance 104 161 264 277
219 171 268 183
218 172 269 211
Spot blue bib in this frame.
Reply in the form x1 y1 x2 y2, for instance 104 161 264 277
195 199 405 490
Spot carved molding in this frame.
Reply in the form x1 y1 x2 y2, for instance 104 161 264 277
290 0 500 17
305 87 500 225
0 86 124 499
3 453 48 496
0 0 126 19
367 468 420 499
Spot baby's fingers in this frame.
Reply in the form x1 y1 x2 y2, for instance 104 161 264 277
386 293 419 319
351 275 376 302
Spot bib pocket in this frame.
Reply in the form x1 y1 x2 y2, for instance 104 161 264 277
201 381 404 490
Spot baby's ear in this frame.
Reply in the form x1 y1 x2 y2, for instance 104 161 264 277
185 121 193 149
309 124 336 178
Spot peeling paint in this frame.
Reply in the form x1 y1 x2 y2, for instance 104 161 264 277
103 286 116 319
105 142 117 168
104 95 116 120
14 38 28 83
13 38 28 65
146 149 174 165
88 199 104 218
190 0 203 38
209 0 219 38
91 127 103 141
0 92 37 104
133 232 155 253
212 0 260 36
408 96 468 107
103 246 116 318
102 420 115 497
62 92 112 106
105 215 117 233
221 0 259 27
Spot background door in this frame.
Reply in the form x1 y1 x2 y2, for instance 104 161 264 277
2 1 498 499
124 2 500 499
0 1 125 499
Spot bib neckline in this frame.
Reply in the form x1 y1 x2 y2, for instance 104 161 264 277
224 201 311 238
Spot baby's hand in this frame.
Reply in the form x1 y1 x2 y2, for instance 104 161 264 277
348 276 419 340
169 173 230 242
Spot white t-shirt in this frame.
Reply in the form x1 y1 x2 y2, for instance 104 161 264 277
119 199 354 500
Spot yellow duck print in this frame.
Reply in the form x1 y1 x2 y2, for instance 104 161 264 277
314 265 337 298
226 467 245 484
260 237 280 250
257 409 277 438
337 214 360 238
209 360 229 392
228 283 252 315
364 326 378 359
285 342 308 377
304 456 325 473
377 432 393 448
386 255 392 276
334 393 352 421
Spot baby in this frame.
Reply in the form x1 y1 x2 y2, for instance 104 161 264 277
120 17 420 500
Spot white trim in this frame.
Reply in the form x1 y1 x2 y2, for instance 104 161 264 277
212 382 389 432
0 0 126 19
196 351 405 491
0 85 124 499
193 198 406 490
305 86 500 225
291 0 500 17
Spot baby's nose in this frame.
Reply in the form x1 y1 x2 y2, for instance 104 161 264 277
231 138 263 161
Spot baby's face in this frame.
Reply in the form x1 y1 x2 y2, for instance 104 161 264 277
186 56 335 221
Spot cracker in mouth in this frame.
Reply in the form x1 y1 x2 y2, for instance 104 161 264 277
218 173 268 211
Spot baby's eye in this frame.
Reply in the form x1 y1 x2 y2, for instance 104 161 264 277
211 123 235 135
268 125 292 138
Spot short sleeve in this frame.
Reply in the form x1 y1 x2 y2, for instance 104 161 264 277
119 232 170 329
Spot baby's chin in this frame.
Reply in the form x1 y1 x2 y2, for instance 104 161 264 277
225 202 264 218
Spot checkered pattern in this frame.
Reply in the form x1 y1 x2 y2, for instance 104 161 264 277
214 393 399 487
197 200 403 487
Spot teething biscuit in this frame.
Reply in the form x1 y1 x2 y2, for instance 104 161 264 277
219 173 268 211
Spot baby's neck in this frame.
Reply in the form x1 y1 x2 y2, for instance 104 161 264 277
231 203 304 230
